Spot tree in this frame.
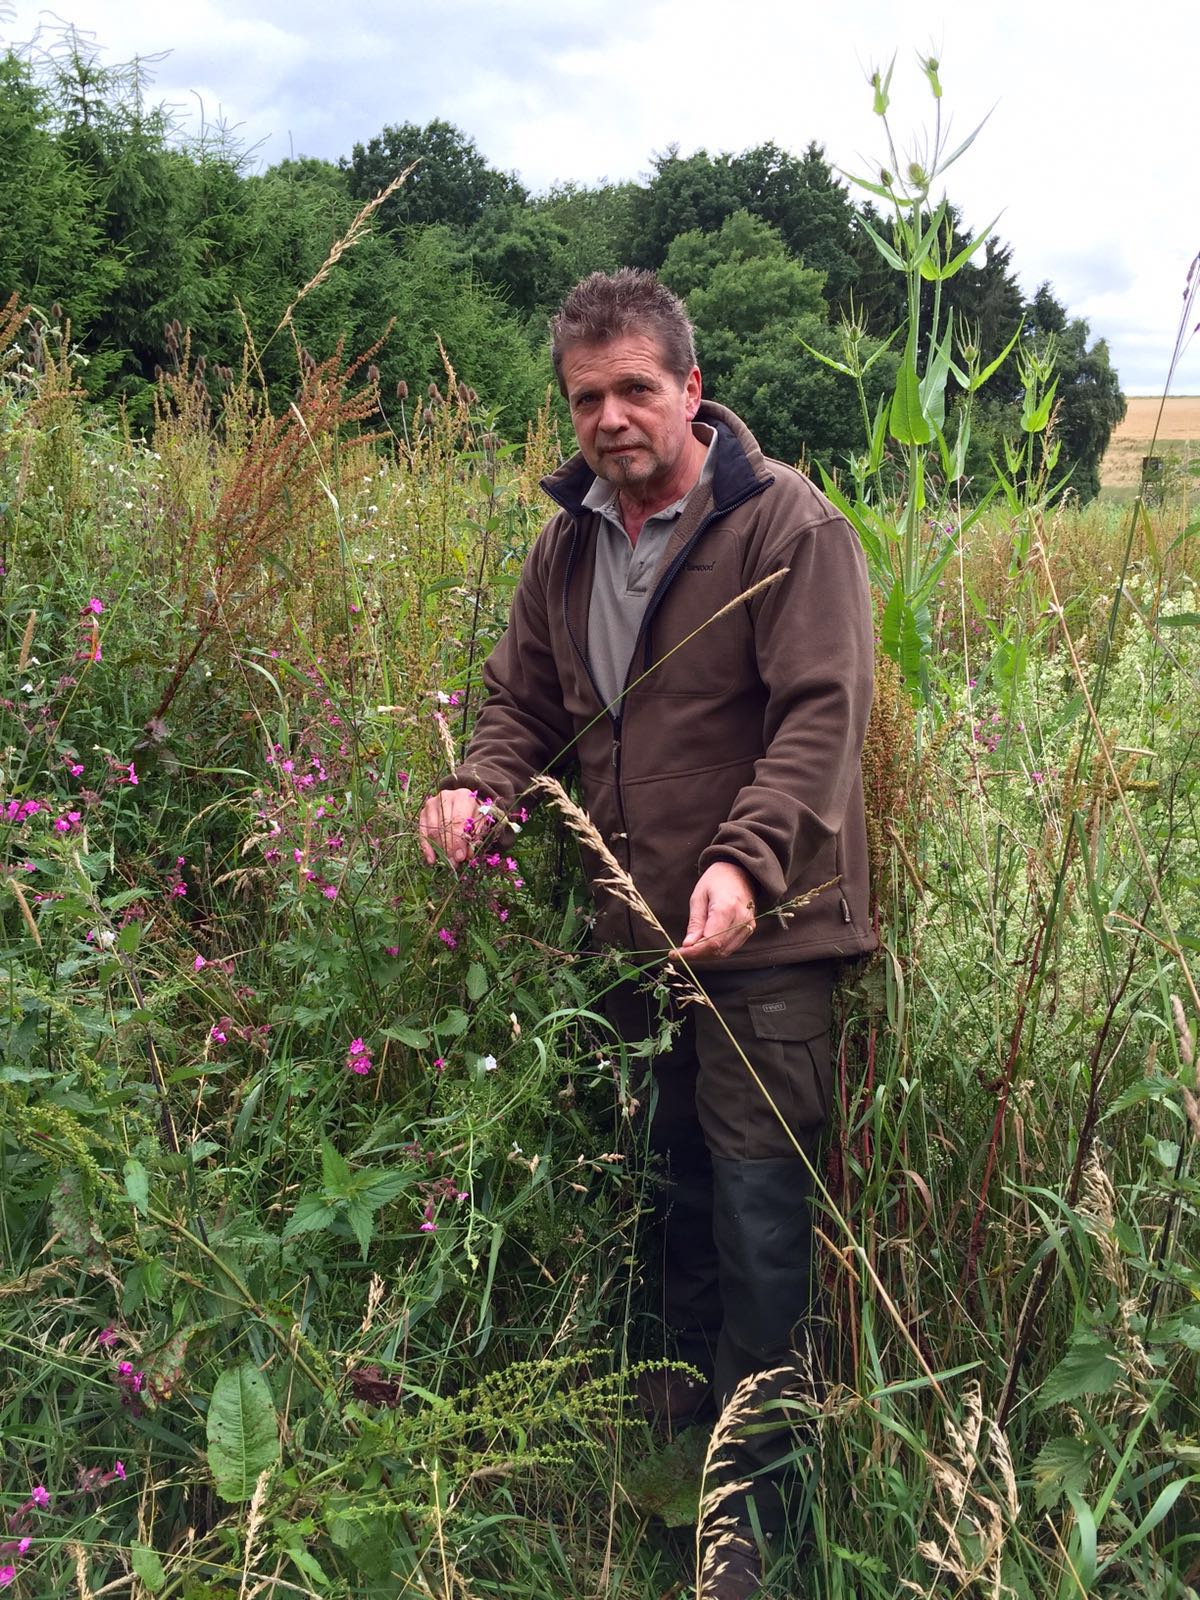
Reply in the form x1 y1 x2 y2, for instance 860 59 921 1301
662 211 894 469
0 51 118 328
342 119 525 234
727 141 858 302
466 207 576 321
532 180 639 281
1024 284 1126 502
626 147 743 268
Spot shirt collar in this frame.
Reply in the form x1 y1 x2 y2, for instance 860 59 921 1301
582 422 717 519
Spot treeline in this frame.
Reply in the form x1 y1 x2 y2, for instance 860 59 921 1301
1 35 1125 496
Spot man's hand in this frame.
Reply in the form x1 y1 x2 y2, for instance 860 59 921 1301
669 861 757 962
418 787 483 867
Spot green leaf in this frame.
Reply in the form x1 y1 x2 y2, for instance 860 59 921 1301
857 212 906 273
1021 375 1058 434
1159 612 1200 629
355 1170 410 1208
320 1138 353 1197
345 1200 375 1259
889 343 933 445
969 321 1024 392
1101 1476 1197 1572
206 1362 280 1502
116 921 141 954
286 1543 331 1587
918 324 954 434
465 962 488 1001
797 337 856 377
123 1158 150 1217
1032 1436 1094 1511
871 56 895 116
1067 1491 1098 1590
937 214 1002 281
383 1024 430 1049
283 1195 336 1239
1037 1334 1122 1408
437 1007 470 1038
130 1543 167 1593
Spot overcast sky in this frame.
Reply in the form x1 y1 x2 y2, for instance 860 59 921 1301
3 0 1197 395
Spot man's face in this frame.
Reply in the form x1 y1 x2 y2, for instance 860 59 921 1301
559 332 701 501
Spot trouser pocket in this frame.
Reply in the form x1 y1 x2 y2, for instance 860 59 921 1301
693 961 835 1161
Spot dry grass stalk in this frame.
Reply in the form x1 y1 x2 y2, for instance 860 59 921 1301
70 1541 93 1600
236 1468 272 1600
17 608 37 673
433 709 458 775
5 876 43 947
361 1271 386 1335
1078 1147 1124 1298
903 1381 1018 1600
153 338 385 724
0 291 30 375
527 774 663 935
695 1365 791 1598
277 165 417 334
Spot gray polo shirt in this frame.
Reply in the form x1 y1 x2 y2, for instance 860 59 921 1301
584 424 717 712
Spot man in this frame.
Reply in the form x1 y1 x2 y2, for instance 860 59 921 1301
419 270 875 1597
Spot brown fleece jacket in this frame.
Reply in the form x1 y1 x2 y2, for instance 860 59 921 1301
452 401 877 968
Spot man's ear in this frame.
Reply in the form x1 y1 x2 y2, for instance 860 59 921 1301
684 364 702 420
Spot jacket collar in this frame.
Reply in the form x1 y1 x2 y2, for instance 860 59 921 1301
541 399 772 519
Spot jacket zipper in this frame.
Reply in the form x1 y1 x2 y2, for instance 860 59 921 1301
562 526 636 944
637 480 771 675
562 474 771 947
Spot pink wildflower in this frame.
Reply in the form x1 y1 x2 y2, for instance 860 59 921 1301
126 764 137 786
322 884 338 900
210 1024 228 1045
113 1461 126 1480
0 1564 14 1587
436 928 457 950
419 1220 437 1232
30 1487 49 1508
98 1327 118 1346
194 955 206 970
84 597 104 615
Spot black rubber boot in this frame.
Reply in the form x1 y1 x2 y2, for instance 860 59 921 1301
708 1153 819 1538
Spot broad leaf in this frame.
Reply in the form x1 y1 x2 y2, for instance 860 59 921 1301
207 1361 280 1502
123 1158 149 1217
320 1138 353 1197
889 344 933 445
1032 1435 1094 1511
283 1196 336 1239
1037 1334 1122 1408
130 1543 167 1593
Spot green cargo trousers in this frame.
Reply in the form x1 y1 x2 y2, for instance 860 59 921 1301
608 958 837 1536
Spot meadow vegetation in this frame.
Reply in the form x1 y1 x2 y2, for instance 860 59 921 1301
2 60 1199 1600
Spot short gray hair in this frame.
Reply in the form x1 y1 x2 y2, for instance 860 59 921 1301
550 269 697 394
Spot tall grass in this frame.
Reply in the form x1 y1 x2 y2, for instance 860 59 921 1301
1 243 1198 1600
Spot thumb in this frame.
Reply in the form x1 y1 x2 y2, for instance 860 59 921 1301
681 883 709 947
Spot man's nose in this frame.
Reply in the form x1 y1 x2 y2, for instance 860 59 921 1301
597 392 629 433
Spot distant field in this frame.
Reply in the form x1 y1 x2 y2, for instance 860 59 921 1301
1100 394 1199 492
